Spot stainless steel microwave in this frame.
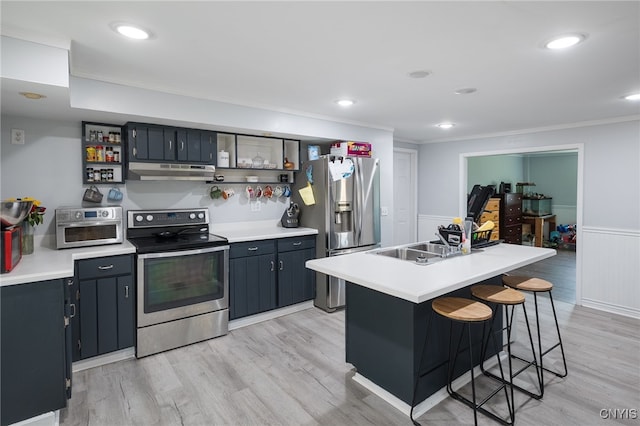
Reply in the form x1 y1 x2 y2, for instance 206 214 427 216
55 206 123 249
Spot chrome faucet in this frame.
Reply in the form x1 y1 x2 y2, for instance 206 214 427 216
435 232 461 257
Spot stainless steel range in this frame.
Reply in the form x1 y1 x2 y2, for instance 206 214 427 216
127 208 229 358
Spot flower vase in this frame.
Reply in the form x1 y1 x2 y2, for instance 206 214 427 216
21 223 35 255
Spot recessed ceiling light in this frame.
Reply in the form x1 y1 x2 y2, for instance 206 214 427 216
408 70 432 79
623 93 640 101
111 23 151 40
336 99 355 107
544 33 586 50
454 88 477 95
19 92 46 100
436 122 455 129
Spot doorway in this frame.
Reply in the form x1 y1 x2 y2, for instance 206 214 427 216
393 148 418 245
461 144 583 305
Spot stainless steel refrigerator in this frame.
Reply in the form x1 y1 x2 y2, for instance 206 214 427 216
292 156 380 312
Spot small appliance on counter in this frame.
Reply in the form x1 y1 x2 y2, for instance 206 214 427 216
1 200 34 273
281 203 300 228
55 206 123 249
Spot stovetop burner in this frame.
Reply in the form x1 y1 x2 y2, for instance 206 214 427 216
126 208 228 253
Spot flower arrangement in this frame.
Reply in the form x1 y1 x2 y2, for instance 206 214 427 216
7 197 47 227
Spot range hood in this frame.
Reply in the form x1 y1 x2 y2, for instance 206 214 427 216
127 162 216 181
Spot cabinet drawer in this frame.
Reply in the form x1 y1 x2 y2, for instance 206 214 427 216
229 240 275 258
503 204 522 217
77 255 133 279
502 225 522 238
485 198 500 211
277 235 316 253
480 211 499 223
504 215 522 226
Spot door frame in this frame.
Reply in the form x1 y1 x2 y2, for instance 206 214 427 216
393 147 418 244
459 143 584 305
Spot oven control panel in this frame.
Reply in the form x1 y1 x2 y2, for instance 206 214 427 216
127 209 209 228
56 206 123 224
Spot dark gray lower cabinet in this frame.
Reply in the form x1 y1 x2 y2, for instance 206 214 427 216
277 236 316 307
229 236 316 320
1 279 68 426
74 255 135 360
229 240 277 320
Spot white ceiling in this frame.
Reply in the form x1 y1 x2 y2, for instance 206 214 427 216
1 1 639 143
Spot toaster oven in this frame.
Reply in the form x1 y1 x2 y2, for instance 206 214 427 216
55 206 123 249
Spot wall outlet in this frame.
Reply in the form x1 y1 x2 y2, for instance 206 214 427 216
250 201 261 212
11 128 25 145
380 206 389 216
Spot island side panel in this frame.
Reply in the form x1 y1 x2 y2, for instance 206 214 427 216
345 277 503 405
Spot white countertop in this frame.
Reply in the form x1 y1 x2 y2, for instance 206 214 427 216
1 222 318 287
211 220 317 243
306 243 556 304
0 240 137 287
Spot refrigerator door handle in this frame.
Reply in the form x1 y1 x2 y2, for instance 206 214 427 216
355 158 365 246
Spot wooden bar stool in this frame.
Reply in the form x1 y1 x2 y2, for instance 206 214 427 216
471 284 542 420
502 275 568 397
411 296 513 425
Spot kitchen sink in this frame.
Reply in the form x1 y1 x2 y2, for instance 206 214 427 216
371 241 460 265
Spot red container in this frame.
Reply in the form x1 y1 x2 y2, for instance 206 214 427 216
1 227 22 273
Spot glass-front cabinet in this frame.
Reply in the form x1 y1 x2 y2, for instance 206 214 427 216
82 121 125 184
216 133 300 183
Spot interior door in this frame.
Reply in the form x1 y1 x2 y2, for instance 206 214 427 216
393 149 417 245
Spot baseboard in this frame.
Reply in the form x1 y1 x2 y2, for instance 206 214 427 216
229 301 314 331
351 352 505 419
580 298 640 319
72 347 135 372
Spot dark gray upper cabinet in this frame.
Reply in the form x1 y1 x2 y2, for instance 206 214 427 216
126 123 150 161
126 122 216 165
176 129 216 163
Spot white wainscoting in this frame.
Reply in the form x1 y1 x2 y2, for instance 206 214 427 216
581 227 640 319
418 215 454 242
551 204 577 228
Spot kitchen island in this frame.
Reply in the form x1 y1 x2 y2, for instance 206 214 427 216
305 243 555 416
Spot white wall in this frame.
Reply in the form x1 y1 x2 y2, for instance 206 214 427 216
467 155 524 191
1 111 394 246
417 119 640 318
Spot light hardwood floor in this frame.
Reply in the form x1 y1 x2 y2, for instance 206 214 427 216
509 248 576 304
61 290 639 426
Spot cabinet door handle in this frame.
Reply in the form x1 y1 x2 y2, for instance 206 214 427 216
279 260 284 271
70 303 76 318
98 264 114 270
125 285 129 299
180 140 185 151
270 261 275 272
292 241 302 246
247 247 259 251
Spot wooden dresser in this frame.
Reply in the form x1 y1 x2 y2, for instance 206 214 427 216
499 193 523 244
479 197 501 241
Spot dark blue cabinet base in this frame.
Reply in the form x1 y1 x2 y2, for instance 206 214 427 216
1 280 67 426
345 276 503 405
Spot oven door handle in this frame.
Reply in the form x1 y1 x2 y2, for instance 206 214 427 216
57 220 122 228
137 245 230 259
